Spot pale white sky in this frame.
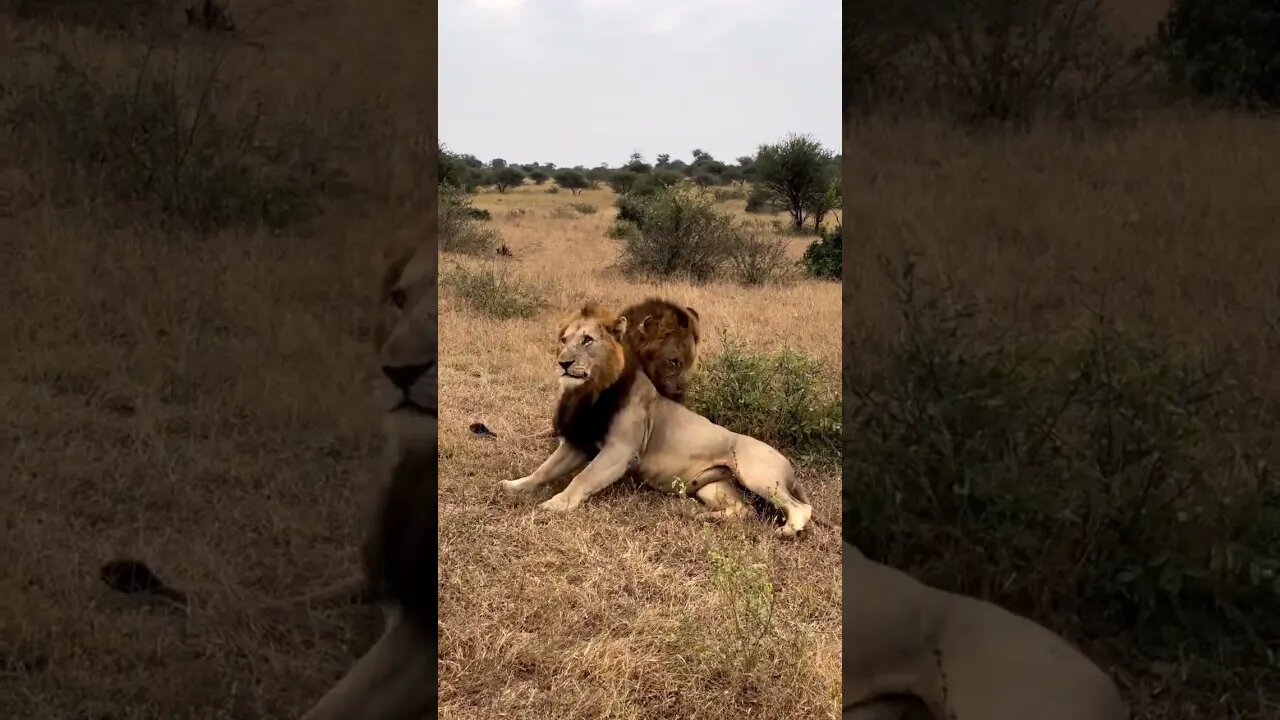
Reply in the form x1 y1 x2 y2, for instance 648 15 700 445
439 0 841 169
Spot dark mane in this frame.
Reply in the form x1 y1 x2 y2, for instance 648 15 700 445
621 298 700 344
362 447 437 630
553 343 640 455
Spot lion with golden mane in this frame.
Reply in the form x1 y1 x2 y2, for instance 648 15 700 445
504 301 814 536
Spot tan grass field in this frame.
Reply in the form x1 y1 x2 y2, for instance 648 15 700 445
1 3 434 718
436 183 843 718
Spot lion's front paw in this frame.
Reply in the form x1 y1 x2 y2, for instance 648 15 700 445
500 478 528 496
538 493 579 512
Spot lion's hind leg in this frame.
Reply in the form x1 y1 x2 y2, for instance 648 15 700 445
731 439 812 538
692 474 751 522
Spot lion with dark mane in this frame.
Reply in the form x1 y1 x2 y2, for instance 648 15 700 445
504 301 815 536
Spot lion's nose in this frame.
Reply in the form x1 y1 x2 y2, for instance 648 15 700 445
558 360 574 372
383 363 430 391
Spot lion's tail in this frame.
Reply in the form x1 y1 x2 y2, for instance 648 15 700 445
788 475 842 532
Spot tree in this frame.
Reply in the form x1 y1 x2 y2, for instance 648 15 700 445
805 176 841 233
625 152 651 174
528 169 550 185
722 166 745 186
608 170 641 195
554 169 590 195
753 133 833 231
490 158 507 170
656 153 671 167
493 166 525 193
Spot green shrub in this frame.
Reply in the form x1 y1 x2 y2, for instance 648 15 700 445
571 202 597 214
1157 0 1280 107
616 185 737 282
606 219 641 241
5 48 334 231
440 185 501 254
845 257 1280 676
745 185 782 214
801 223 841 280
442 263 547 319
726 230 794 286
690 335 840 464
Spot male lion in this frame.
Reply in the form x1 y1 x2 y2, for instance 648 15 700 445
841 541 1127 720
503 302 814 537
98 241 439 719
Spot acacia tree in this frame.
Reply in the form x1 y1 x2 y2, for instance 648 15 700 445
554 169 590 195
753 133 833 231
492 166 525 193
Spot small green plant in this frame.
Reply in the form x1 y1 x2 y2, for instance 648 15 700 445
699 526 776 680
571 202 597 214
442 263 547 319
690 334 840 463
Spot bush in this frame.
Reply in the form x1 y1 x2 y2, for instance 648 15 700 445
845 258 1280 678
848 0 1145 124
690 335 840 464
441 263 547 319
614 193 647 227
440 185 501 254
5 47 335 231
726 230 794 286
801 223 841 280
713 188 746 202
1157 0 1280 108
553 169 591 195
606 219 641 241
745 185 783 214
616 185 737 282
571 203 597 214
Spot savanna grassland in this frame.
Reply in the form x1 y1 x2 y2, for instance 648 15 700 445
436 182 843 719
847 1 1280 717
1 2 433 717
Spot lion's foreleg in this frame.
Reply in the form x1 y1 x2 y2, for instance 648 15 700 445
540 441 635 511
296 609 433 720
501 440 587 495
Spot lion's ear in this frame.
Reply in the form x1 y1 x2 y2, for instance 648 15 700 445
610 315 628 339
637 314 655 336
685 306 700 321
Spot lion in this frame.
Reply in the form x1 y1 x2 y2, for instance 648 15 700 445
502 302 815 537
98 241 439 719
840 541 1127 720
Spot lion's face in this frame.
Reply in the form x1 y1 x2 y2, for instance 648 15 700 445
556 305 628 392
635 316 699 401
373 244 437 456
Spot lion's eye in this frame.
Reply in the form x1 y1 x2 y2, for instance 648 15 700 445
559 336 567 344
582 336 594 345
389 289 407 309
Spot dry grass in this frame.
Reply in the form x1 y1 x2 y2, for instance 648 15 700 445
847 110 1280 717
1 3 433 717
437 184 842 718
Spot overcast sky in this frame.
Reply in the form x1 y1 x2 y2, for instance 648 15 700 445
439 0 841 169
